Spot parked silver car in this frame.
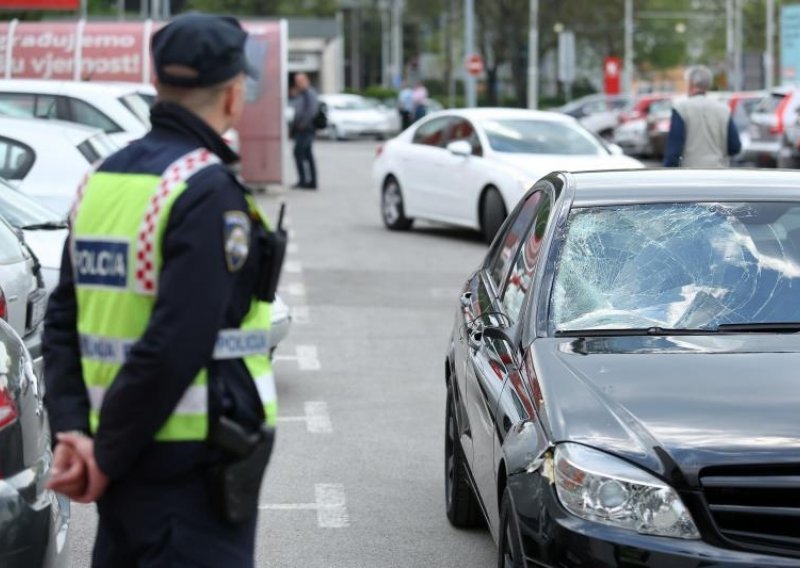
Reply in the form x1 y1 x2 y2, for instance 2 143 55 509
0 314 70 568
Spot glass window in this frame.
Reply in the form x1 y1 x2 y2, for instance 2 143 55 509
0 93 35 116
0 179 62 228
412 117 451 147
487 190 543 289
447 118 483 156
481 118 606 155
0 137 34 180
34 95 57 118
551 202 800 332
502 195 552 320
118 94 151 127
67 98 121 133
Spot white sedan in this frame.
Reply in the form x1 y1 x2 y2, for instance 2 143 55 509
372 108 643 242
320 94 398 140
0 116 117 215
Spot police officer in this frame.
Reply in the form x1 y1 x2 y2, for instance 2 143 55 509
44 13 277 567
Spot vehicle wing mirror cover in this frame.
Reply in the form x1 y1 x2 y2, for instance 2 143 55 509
446 140 472 157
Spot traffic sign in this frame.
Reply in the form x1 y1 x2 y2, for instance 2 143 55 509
466 54 484 77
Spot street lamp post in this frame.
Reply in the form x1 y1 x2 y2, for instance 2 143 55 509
527 0 538 109
624 0 633 96
464 0 476 107
766 0 774 90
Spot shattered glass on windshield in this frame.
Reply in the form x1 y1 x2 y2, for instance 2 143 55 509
551 202 800 331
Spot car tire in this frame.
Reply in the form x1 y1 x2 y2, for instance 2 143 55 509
480 187 507 244
382 177 413 231
497 487 525 568
445 384 483 528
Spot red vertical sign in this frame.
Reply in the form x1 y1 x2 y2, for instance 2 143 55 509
604 56 622 95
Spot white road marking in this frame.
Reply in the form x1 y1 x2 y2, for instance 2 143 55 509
279 282 306 297
272 345 320 371
287 243 299 255
285 260 303 274
259 483 349 528
315 484 349 528
291 305 310 324
277 401 332 433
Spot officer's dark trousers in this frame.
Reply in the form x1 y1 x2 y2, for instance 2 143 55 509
293 129 317 187
92 472 257 568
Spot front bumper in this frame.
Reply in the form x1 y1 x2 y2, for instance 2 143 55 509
509 473 800 567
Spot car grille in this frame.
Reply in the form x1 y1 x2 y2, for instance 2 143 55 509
701 466 800 556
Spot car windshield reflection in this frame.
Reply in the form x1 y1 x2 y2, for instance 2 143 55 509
551 202 800 333
481 119 605 155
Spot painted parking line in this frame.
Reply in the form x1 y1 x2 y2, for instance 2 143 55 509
279 282 306 297
284 260 303 274
278 401 332 433
291 305 310 324
272 345 320 371
287 242 300 255
259 483 349 528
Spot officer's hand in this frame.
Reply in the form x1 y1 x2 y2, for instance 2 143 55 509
55 432 110 504
48 441 88 498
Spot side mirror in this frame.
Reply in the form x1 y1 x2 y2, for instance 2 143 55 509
446 140 472 157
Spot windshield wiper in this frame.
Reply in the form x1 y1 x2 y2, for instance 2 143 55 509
21 221 68 230
554 327 716 337
716 322 800 333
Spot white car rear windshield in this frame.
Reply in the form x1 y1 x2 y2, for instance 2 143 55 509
482 119 605 155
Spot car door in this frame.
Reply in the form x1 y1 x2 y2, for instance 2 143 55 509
399 116 454 219
462 189 549 525
431 118 486 225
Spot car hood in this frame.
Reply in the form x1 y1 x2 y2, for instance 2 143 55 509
492 152 643 177
22 228 68 270
533 335 800 482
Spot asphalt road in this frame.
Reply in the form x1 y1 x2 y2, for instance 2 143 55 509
68 139 496 567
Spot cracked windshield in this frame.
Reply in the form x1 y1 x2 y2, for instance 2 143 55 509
552 202 800 331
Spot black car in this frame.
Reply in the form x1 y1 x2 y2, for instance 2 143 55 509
445 169 800 567
0 317 70 567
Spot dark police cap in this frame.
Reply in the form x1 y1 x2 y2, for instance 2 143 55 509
152 13 258 88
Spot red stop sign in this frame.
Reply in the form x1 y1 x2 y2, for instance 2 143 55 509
466 54 484 77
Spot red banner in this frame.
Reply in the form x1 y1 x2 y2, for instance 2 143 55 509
604 56 622 95
0 0 79 10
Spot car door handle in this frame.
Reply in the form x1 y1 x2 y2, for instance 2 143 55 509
459 291 472 309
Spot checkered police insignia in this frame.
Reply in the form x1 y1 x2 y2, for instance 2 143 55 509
224 211 250 272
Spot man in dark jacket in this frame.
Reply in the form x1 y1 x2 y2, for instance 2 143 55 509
44 14 276 567
291 72 320 189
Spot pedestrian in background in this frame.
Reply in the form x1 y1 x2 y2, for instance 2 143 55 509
398 82 414 130
663 65 741 168
412 80 428 122
292 72 319 189
44 13 278 567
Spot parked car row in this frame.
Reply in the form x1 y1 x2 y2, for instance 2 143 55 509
0 78 291 567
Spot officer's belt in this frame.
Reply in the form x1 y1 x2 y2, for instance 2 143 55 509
80 328 271 364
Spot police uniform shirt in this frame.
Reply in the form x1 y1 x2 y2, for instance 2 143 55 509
44 102 267 481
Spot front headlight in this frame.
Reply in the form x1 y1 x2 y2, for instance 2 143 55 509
554 443 700 539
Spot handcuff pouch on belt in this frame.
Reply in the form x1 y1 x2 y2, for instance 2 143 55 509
208 416 275 524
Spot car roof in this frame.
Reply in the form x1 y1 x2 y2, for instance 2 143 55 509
0 79 141 97
567 169 800 206
0 116 100 145
426 107 575 123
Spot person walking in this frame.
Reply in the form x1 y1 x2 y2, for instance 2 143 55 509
44 13 279 567
398 82 414 130
412 80 429 122
291 73 319 189
663 65 741 167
